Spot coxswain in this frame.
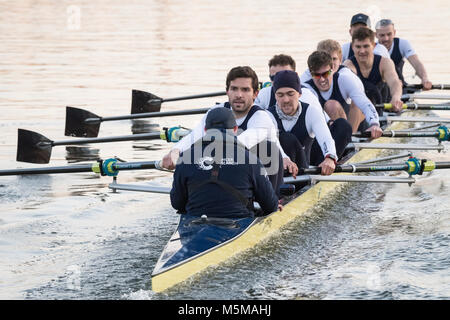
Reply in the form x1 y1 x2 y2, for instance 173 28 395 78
161 66 298 197
343 27 404 111
170 107 279 218
375 18 432 90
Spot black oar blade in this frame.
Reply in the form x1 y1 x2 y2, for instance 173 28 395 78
131 89 161 114
17 129 53 164
65 106 101 138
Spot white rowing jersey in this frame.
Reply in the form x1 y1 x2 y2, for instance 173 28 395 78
381 37 416 59
301 67 380 126
172 102 289 158
266 92 338 159
341 42 390 61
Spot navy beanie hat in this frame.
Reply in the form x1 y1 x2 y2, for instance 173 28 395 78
272 70 301 94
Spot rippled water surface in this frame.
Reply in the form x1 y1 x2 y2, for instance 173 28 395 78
0 0 449 299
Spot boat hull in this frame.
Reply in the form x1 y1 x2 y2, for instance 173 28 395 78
151 120 409 292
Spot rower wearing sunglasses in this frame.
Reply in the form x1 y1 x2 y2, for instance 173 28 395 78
256 54 354 166
343 27 404 112
303 49 382 141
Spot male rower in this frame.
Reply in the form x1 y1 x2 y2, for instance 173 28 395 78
170 107 279 218
341 13 390 62
255 54 322 110
162 66 298 197
304 50 382 138
343 27 403 111
267 70 338 174
375 18 432 90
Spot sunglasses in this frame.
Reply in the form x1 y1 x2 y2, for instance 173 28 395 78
269 74 275 81
311 69 332 79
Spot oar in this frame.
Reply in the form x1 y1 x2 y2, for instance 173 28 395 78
16 126 190 164
65 106 209 137
296 157 450 176
0 159 162 177
402 93 450 100
353 125 450 142
131 89 225 114
377 102 450 111
405 84 450 90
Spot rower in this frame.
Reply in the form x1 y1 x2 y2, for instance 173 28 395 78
341 13 390 62
170 107 279 218
375 18 433 91
304 50 382 139
267 70 337 174
343 27 404 112
161 66 298 197
254 54 319 110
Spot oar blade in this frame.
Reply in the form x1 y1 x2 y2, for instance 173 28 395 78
16 129 53 164
131 89 161 114
65 106 101 138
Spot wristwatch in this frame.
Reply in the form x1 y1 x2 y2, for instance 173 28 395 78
325 154 337 165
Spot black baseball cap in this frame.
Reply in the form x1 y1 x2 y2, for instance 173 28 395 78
205 107 237 130
350 13 371 27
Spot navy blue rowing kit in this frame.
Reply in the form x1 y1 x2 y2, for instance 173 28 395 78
171 132 279 218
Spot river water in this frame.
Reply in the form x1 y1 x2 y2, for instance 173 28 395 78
0 0 449 300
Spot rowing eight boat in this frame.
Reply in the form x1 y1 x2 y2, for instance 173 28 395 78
150 114 414 293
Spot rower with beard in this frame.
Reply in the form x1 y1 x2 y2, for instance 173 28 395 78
267 70 337 174
343 27 403 111
161 66 298 197
170 107 279 218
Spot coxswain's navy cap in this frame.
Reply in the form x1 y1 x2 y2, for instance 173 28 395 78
350 13 371 27
272 70 301 94
205 107 237 130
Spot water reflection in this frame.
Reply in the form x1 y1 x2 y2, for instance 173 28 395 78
65 146 100 163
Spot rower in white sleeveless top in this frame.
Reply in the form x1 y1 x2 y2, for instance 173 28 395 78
301 40 381 135
255 54 319 111
375 18 432 90
161 66 298 197
341 13 390 61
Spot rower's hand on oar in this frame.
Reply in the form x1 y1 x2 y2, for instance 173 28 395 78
278 200 283 212
161 149 180 170
390 96 404 112
366 125 383 139
319 157 336 176
283 157 298 179
422 79 433 91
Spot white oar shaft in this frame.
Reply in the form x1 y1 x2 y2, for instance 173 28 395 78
385 116 450 123
352 143 444 151
109 182 171 194
406 94 450 100
284 175 415 184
